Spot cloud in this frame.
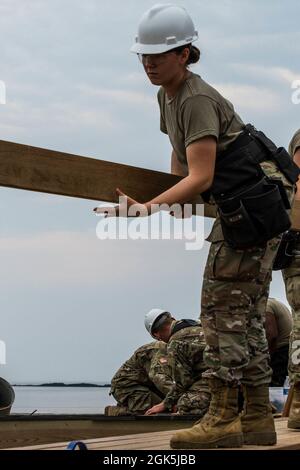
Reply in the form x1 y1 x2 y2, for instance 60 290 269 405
78 85 156 108
49 102 116 131
0 99 117 148
120 72 147 87
212 83 282 112
0 230 207 287
231 63 300 85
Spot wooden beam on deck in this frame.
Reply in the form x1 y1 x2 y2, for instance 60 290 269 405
0 140 216 218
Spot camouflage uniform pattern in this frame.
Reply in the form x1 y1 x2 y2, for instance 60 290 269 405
110 342 172 413
288 129 300 157
163 321 211 416
283 130 300 384
201 160 294 387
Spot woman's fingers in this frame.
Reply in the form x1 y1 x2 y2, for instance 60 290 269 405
93 205 119 217
93 188 148 218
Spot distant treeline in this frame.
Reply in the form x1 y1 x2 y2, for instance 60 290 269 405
13 382 111 387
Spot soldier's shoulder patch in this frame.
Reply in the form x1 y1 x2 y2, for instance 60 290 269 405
159 357 168 364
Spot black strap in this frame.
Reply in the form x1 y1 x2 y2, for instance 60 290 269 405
217 127 253 159
217 124 299 184
244 124 299 184
171 319 199 336
202 124 299 203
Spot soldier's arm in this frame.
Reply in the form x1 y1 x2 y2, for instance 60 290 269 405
148 354 174 397
144 349 175 416
162 341 195 411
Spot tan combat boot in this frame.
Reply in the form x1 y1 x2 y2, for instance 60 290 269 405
288 382 300 429
170 379 243 449
241 385 276 445
104 405 131 416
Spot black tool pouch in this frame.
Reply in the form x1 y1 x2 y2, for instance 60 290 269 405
218 178 291 249
245 124 300 184
273 230 300 270
265 177 291 209
212 141 265 199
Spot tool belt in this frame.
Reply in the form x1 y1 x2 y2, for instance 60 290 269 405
273 230 300 270
205 124 299 249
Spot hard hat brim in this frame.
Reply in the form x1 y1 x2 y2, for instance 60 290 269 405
130 36 198 55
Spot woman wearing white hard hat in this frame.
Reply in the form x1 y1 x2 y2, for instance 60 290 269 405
95 4 299 448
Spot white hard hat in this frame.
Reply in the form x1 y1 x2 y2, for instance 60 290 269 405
131 4 198 55
145 308 172 337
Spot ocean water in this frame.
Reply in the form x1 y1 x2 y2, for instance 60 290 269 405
11 386 115 414
11 386 287 415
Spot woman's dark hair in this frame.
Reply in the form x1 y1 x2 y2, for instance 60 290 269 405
187 45 201 65
169 43 201 66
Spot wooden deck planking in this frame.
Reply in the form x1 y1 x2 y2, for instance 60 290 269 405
0 414 198 449
8 419 300 451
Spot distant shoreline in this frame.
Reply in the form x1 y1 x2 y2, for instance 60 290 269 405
12 383 111 388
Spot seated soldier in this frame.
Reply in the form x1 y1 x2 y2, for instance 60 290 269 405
144 308 210 417
105 341 172 416
265 298 292 386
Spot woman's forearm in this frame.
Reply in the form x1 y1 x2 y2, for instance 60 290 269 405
146 174 211 211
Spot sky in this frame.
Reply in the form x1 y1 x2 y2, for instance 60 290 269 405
0 0 299 383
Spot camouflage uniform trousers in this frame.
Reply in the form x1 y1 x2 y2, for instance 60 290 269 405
110 341 172 414
176 380 211 416
201 161 294 387
112 383 163 414
282 242 300 384
201 232 280 387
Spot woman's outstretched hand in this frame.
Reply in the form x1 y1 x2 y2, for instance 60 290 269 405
93 188 149 218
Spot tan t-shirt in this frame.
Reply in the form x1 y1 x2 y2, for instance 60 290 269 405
289 129 300 157
157 71 245 167
266 298 292 350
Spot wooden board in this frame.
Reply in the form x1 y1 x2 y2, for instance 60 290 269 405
6 418 300 451
0 414 196 449
0 140 216 218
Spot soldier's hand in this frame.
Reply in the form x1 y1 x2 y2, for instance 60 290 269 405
144 402 166 415
93 188 149 218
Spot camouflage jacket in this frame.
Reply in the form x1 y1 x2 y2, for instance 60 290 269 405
163 320 208 410
111 341 172 397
